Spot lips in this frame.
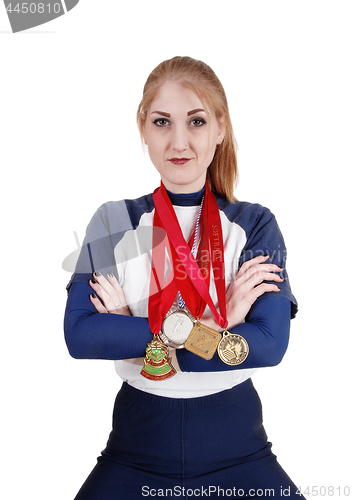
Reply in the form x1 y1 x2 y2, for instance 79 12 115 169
168 158 192 165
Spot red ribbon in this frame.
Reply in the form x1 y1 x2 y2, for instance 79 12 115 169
148 182 228 335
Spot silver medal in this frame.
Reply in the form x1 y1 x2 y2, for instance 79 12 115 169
160 309 195 348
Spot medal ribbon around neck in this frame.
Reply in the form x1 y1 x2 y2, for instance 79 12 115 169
148 182 228 335
178 193 205 309
148 187 210 335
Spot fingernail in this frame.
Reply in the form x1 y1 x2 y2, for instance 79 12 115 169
90 293 96 298
94 271 101 277
91 279 97 284
107 272 115 278
276 286 281 290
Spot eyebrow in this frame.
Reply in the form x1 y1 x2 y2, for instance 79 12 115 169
151 111 170 117
187 108 205 116
150 108 206 118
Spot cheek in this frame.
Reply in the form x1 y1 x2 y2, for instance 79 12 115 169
146 135 159 155
195 128 217 153
196 137 217 162
147 139 165 169
148 131 166 153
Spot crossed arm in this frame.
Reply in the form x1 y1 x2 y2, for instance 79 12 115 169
64 255 291 371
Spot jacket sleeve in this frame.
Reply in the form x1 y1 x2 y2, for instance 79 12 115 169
64 281 153 359
237 203 298 318
176 293 291 372
64 200 154 360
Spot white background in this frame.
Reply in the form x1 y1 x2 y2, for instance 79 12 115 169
1 1 351 498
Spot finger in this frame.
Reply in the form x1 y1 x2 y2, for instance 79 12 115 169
92 272 124 310
247 283 281 304
93 271 117 296
226 269 284 304
90 279 118 312
90 293 108 313
90 276 131 315
108 303 132 316
243 271 284 293
237 260 283 283
106 272 128 307
237 255 269 277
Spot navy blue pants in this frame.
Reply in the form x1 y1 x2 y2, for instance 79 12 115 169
74 379 304 499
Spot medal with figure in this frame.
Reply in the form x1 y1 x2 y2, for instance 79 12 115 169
217 332 249 366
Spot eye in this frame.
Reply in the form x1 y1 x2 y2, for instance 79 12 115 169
190 118 206 127
153 118 170 127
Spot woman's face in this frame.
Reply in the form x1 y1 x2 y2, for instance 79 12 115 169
143 81 225 193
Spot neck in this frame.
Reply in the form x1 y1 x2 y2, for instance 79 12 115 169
161 176 207 195
164 185 206 207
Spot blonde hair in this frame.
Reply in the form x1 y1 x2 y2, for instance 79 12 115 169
137 56 238 202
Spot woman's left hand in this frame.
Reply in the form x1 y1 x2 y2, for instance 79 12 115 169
200 255 284 331
224 255 283 329
89 271 131 316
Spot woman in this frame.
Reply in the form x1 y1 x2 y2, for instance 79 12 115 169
64 56 304 499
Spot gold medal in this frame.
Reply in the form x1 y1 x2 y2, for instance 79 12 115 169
217 331 249 365
185 322 222 360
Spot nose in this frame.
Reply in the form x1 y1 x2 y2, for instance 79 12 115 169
170 126 188 153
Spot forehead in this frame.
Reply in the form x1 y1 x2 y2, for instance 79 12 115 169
150 80 207 114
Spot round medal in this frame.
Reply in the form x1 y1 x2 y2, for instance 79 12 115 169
217 331 249 366
160 310 195 348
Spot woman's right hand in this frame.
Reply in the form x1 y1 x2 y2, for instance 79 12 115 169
89 271 131 316
88 271 177 369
